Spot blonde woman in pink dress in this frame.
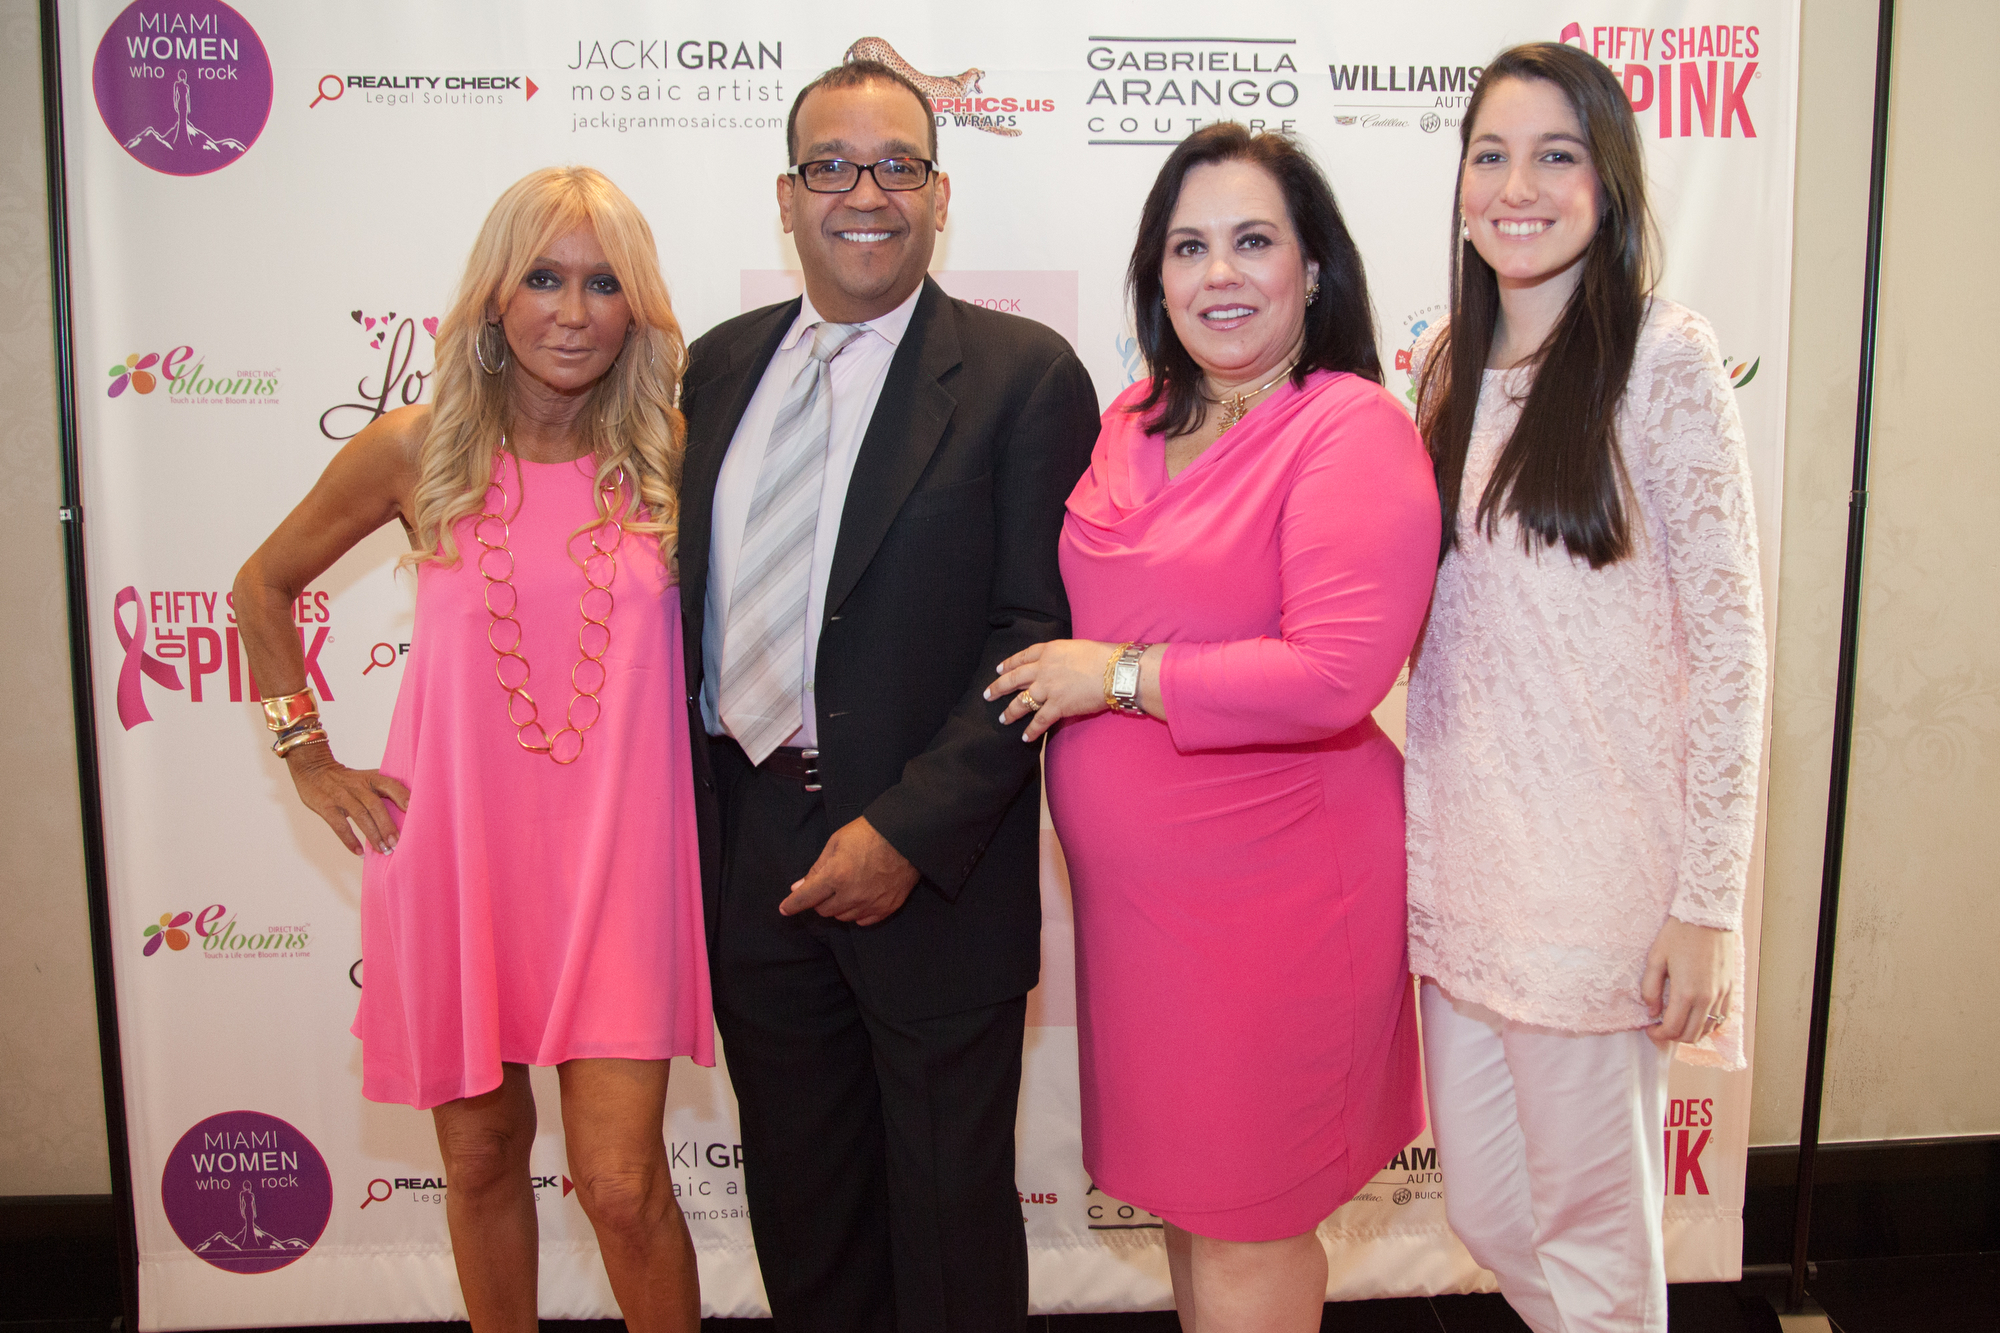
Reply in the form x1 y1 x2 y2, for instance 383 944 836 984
988 125 1439 1331
1406 45 1767 1333
234 168 711 1332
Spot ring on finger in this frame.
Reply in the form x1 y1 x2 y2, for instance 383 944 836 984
1019 687 1042 710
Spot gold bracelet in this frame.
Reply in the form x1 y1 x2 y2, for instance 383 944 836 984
260 687 319 732
273 726 328 757
272 714 321 742
1102 643 1132 711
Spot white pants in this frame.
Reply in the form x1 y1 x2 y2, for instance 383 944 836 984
1421 981 1672 1333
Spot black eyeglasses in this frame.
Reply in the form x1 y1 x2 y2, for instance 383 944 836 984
792 157 936 194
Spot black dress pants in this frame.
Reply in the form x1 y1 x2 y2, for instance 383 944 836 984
709 738 1030 1332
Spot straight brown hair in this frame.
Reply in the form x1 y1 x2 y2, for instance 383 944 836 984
1416 42 1657 569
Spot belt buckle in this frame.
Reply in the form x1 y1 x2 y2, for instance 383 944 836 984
800 748 821 793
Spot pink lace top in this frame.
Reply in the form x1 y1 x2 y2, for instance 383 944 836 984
1404 300 1766 1068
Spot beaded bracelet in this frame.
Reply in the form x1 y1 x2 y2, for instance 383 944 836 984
273 723 329 757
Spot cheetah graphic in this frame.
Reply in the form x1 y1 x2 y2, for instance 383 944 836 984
843 37 1023 137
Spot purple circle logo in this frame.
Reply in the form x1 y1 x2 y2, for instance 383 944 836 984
92 1 272 177
161 1111 331 1274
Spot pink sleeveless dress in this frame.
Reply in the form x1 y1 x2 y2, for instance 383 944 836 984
354 452 713 1109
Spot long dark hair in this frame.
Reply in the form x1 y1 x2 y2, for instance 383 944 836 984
1128 123 1381 439
1417 42 1657 568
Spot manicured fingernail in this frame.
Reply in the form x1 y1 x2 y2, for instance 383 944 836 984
995 663 1005 674
982 688 994 700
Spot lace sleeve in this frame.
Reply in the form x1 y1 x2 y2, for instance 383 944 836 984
1633 311 1768 930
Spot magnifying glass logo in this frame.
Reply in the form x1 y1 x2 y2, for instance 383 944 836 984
363 642 398 674
360 1178 392 1209
310 75 344 109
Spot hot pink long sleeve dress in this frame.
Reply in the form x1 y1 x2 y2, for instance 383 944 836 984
1046 370 1440 1241
354 453 714 1110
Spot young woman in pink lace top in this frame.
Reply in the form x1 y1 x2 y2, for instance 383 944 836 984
1404 44 1767 1333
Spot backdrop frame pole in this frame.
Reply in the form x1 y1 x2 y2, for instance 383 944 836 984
1787 0 1897 1314
38 0 141 1326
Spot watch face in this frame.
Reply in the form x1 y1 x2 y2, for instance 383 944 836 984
1112 659 1141 696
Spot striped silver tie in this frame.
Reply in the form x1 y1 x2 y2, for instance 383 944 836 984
717 321 864 764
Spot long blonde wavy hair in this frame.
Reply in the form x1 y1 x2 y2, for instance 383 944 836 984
412 166 688 568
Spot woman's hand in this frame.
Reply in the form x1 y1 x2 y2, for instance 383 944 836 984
985 639 1124 743
285 744 410 856
1641 917 1740 1048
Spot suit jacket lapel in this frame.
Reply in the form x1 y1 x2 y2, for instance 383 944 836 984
678 298 798 630
824 278 960 618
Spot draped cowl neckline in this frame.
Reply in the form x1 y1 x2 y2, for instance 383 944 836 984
1066 370 1357 538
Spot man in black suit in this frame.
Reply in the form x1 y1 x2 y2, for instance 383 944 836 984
677 60 1099 1331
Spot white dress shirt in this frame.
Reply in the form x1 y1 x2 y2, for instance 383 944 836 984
702 284 922 747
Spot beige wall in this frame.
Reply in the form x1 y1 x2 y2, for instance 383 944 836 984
0 0 111 1195
1825 0 2000 1142
1754 0 2000 1145
0 0 1992 1193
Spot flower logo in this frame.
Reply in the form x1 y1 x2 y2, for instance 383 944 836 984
143 910 194 956
107 352 161 398
1726 355 1761 389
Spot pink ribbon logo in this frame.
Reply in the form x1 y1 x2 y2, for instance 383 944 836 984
114 585 183 729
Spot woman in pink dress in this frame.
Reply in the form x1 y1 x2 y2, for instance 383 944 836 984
233 167 711 1332
1405 45 1766 1333
988 125 1439 1330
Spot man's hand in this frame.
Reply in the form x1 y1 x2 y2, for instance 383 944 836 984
780 816 921 927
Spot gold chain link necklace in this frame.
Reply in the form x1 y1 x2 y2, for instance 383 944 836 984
471 442 625 764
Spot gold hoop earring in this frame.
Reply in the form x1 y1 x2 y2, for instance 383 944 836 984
475 320 508 376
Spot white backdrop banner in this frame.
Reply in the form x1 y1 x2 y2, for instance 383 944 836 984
56 0 1797 1325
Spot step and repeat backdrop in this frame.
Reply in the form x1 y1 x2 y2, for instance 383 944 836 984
55 0 1799 1325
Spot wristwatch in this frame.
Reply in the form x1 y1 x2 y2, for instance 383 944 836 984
1107 642 1151 716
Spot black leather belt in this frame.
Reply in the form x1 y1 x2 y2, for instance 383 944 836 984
760 746 822 792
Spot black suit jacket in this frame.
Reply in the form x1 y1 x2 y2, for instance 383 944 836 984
680 277 1100 1020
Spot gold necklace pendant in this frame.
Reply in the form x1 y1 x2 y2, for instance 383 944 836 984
1211 361 1298 435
